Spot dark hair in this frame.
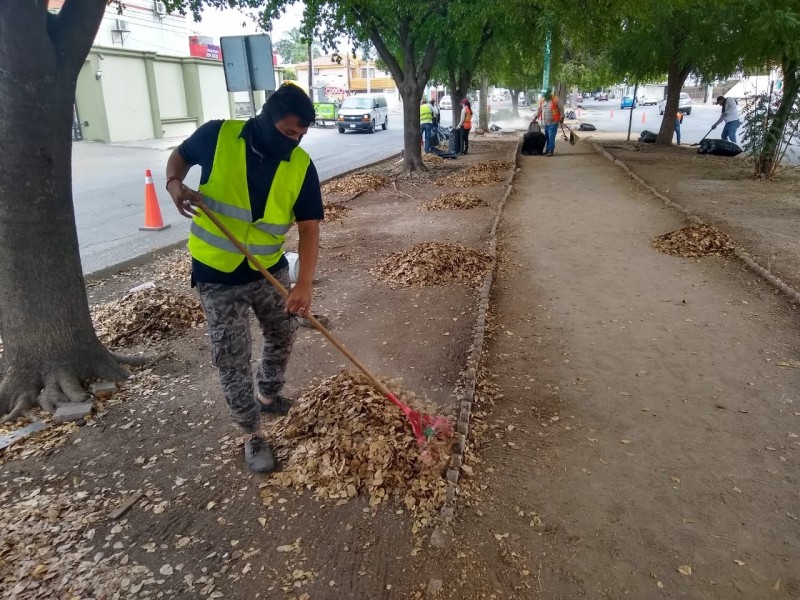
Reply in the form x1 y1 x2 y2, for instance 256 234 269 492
461 98 472 109
263 83 316 127
716 95 725 103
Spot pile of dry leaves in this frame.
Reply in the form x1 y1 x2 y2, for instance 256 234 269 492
434 160 512 188
372 242 492 287
651 223 736 258
92 287 205 348
0 485 146 599
322 200 351 223
322 173 388 197
420 192 485 211
264 371 450 522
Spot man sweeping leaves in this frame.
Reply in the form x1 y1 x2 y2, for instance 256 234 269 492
165 83 323 472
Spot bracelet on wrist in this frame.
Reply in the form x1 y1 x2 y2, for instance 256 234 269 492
165 176 183 191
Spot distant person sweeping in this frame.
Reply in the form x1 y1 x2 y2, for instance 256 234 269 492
536 89 565 156
711 95 741 144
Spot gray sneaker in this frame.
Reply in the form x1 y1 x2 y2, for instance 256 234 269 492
257 393 293 416
245 435 275 472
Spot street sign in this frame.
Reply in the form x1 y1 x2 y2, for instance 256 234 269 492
220 34 275 93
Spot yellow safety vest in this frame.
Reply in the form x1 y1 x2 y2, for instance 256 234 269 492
188 120 311 273
420 103 433 124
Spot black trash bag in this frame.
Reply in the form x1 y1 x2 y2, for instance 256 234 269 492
578 123 596 131
438 125 452 140
521 131 547 156
448 128 463 154
697 139 742 156
638 130 658 143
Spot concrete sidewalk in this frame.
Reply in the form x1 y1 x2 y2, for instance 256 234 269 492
445 141 800 598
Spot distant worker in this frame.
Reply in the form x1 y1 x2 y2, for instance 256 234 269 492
536 88 565 156
675 110 684 145
711 95 741 144
429 98 441 144
456 98 473 155
420 98 434 153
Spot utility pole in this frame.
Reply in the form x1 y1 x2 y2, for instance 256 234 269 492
627 78 639 141
542 29 552 93
307 40 313 98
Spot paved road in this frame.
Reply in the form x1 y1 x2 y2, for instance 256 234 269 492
74 120 406 275
570 99 724 144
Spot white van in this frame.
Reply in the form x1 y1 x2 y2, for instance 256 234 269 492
337 94 389 133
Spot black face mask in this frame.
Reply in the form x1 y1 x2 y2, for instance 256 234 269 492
253 114 300 161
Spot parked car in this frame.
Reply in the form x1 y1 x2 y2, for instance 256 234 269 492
439 95 452 110
639 94 660 106
576 94 584 104
597 91 609 101
658 92 692 116
620 95 637 109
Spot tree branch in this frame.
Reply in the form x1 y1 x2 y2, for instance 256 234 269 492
416 40 438 89
49 0 107 80
367 23 404 84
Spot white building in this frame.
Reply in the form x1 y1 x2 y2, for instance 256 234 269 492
50 1 281 143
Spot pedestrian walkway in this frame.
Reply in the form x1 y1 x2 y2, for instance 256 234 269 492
446 141 800 598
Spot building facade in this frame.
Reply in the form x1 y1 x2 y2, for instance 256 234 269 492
50 1 282 143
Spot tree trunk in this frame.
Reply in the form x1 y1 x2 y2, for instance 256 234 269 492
400 84 425 173
364 18 437 174
448 74 462 129
656 59 691 145
0 0 129 420
510 89 520 117
755 56 799 177
479 75 489 130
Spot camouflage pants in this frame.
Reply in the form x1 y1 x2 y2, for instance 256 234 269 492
197 269 297 433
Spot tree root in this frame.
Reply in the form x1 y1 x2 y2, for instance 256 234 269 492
111 351 160 368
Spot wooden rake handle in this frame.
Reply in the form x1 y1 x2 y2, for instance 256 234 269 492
195 201 393 398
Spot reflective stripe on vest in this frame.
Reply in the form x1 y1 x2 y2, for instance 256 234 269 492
420 103 433 124
188 120 311 273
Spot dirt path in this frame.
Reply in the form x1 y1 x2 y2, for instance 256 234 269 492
435 142 800 598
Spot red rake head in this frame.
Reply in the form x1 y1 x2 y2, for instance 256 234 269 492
408 410 454 446
385 392 453 446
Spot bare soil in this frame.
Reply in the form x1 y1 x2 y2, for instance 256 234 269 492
601 142 800 291
3 137 800 600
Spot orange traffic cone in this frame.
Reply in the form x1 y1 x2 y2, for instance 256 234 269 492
641 111 646 123
139 169 171 231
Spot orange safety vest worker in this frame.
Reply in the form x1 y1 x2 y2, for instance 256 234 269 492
463 107 472 130
538 97 561 123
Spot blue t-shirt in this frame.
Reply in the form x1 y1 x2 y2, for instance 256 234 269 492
178 119 324 286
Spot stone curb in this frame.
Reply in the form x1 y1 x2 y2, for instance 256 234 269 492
439 140 522 522
592 143 800 305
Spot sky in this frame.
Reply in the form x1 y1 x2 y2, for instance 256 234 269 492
191 3 305 44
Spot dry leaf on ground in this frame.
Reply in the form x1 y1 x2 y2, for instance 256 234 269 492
651 224 735 258
322 200 351 223
265 371 450 522
0 486 146 598
371 242 492 288
92 287 205 348
422 154 446 167
434 160 513 188
322 173 388 196
420 192 486 211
